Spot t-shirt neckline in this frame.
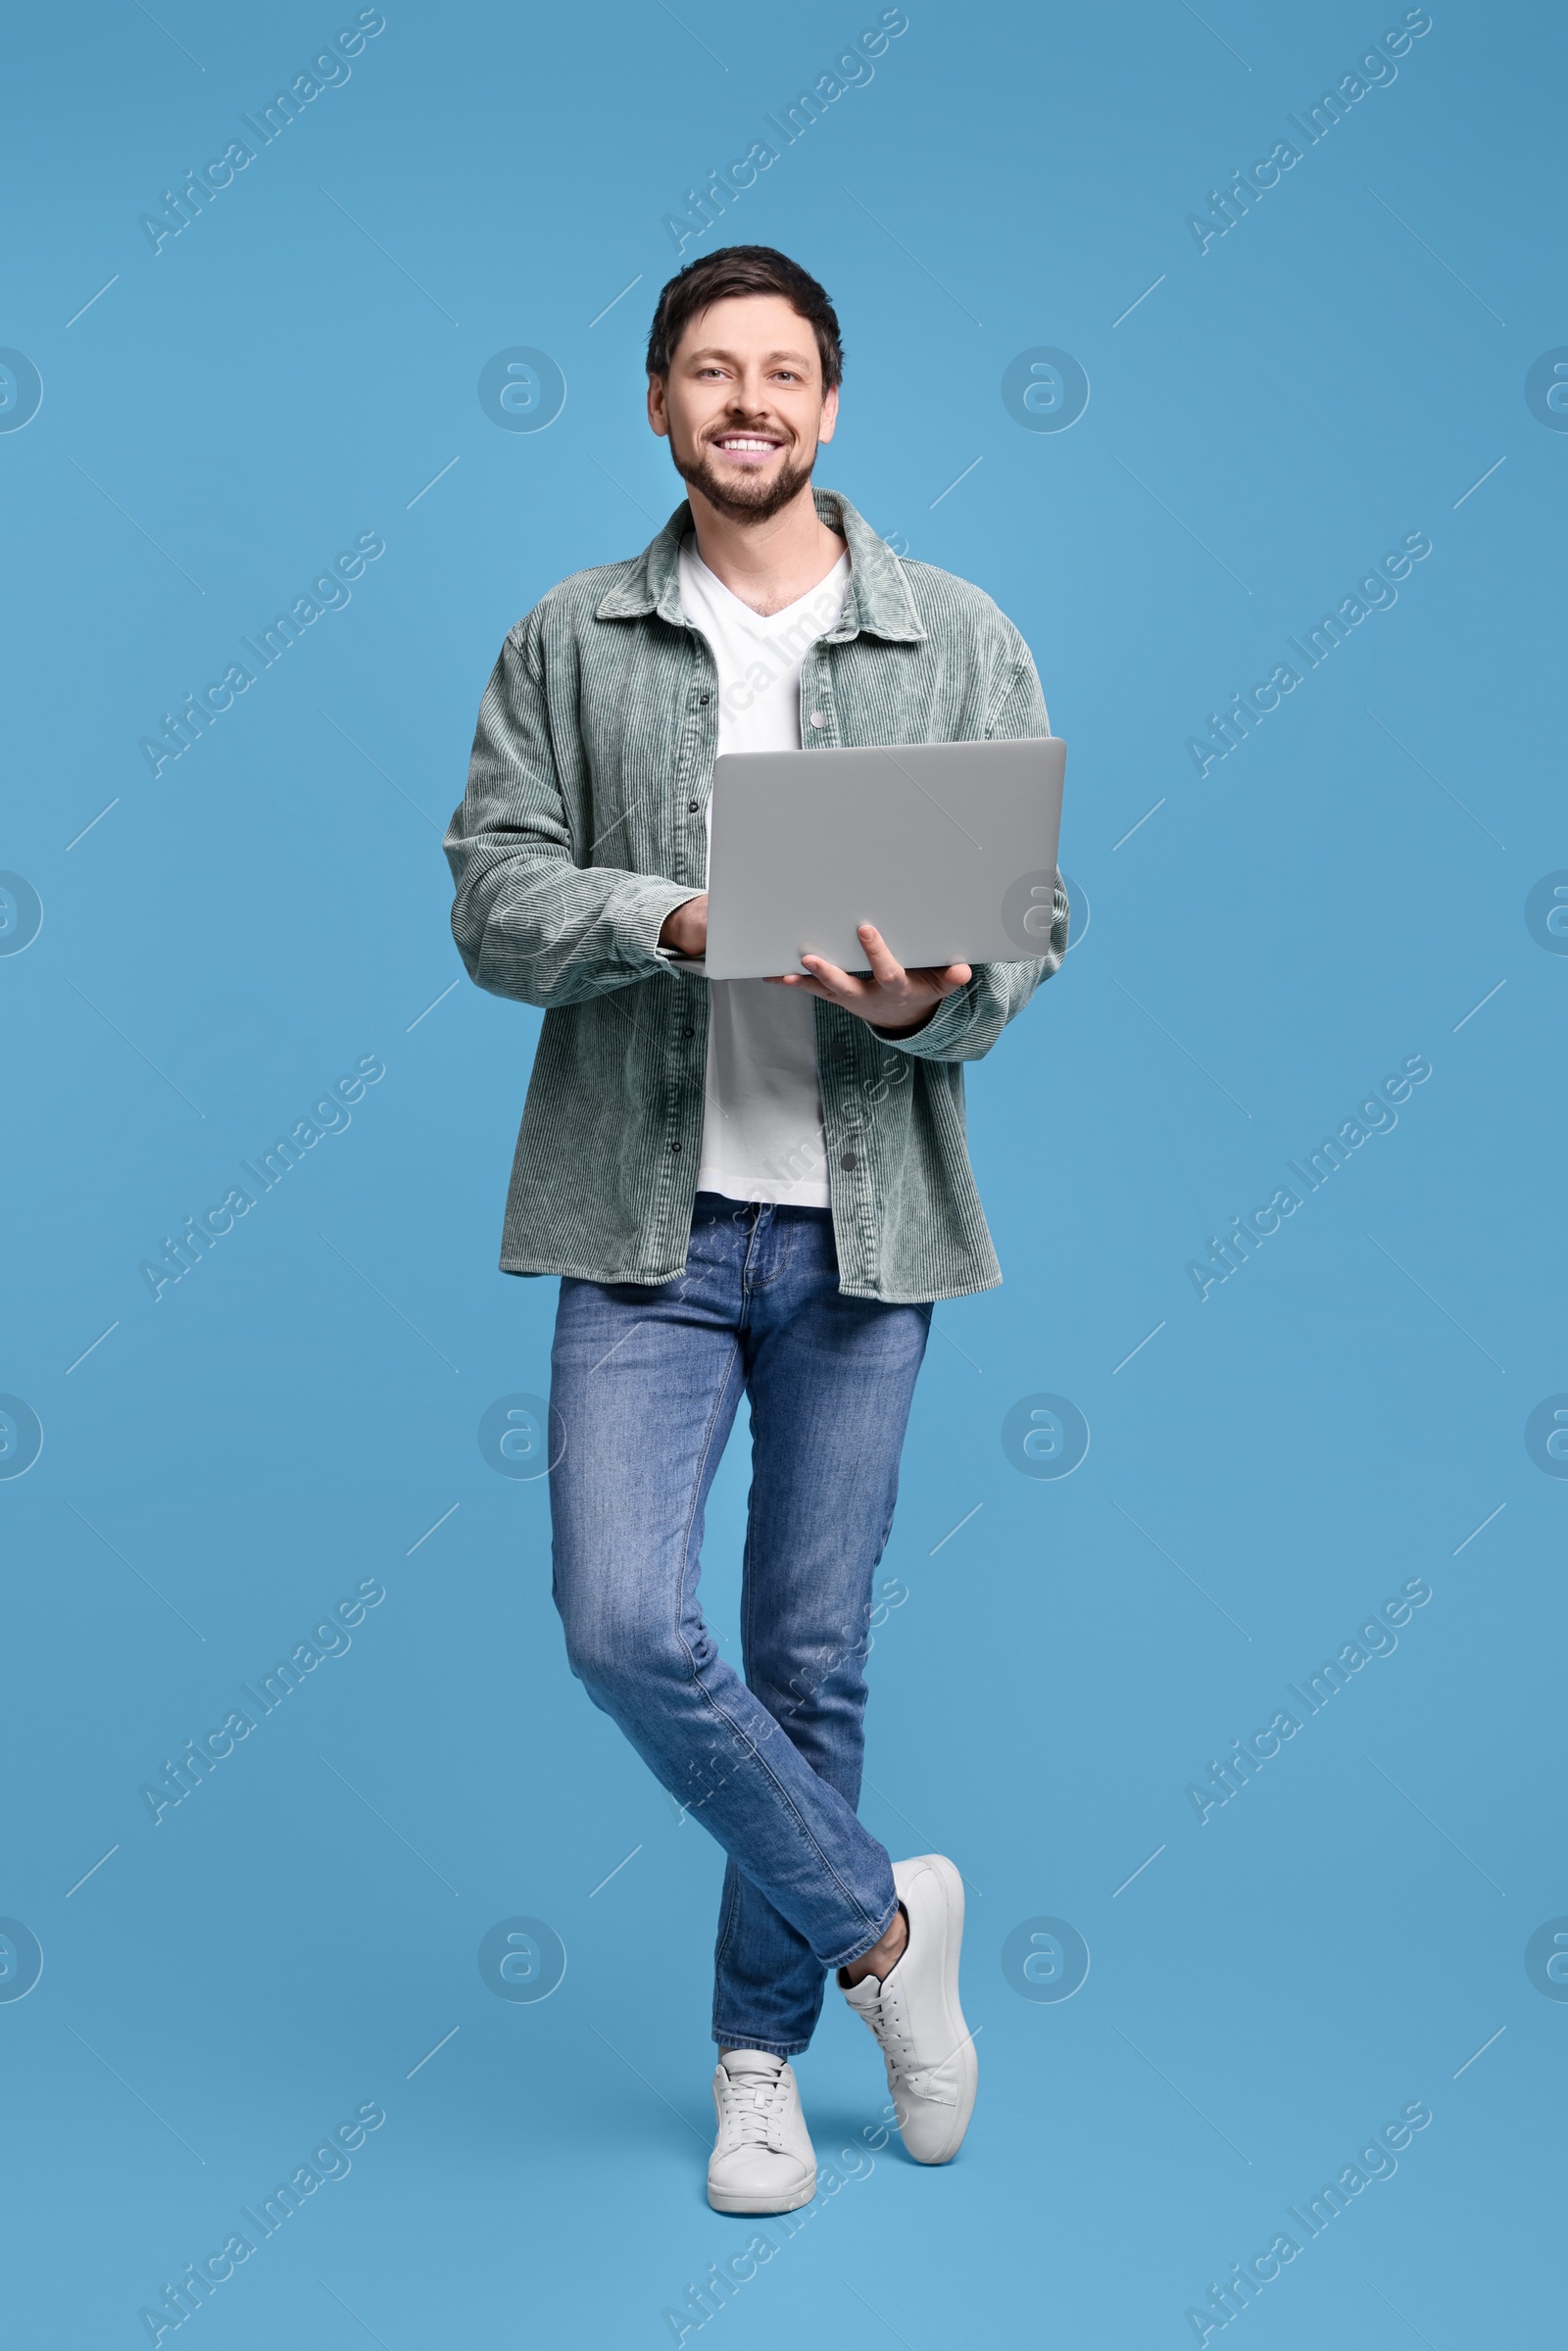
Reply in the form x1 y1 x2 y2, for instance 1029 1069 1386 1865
679 532 850 631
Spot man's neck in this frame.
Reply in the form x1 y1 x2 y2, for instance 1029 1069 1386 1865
688 481 846 616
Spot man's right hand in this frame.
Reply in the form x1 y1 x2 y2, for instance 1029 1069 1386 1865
659 893 709 956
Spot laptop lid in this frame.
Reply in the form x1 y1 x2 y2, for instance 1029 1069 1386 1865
695 736 1065 982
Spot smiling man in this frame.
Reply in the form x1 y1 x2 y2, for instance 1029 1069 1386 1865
445 245 1068 2212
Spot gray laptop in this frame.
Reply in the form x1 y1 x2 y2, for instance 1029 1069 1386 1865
662 736 1066 982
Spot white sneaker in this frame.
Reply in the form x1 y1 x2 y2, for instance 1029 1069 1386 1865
839 1854 977 2165
707 2048 816 2215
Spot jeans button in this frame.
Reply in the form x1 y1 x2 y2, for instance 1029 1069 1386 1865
840 1151 859 1170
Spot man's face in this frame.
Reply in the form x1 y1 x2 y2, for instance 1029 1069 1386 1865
648 293 839 524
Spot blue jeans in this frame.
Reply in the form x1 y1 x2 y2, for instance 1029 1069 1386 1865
549 1193 930 2056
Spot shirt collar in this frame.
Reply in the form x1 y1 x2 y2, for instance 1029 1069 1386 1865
594 487 926 643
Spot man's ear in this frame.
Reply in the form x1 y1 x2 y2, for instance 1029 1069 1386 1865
817 382 840 444
647 373 670 439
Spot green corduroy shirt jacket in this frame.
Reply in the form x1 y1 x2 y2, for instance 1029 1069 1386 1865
444 489 1068 1302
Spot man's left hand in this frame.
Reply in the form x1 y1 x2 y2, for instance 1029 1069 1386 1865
765 922 970 1037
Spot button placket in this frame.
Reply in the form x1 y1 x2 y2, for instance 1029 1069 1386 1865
674 644 718 883
801 646 836 747
663 638 716 1175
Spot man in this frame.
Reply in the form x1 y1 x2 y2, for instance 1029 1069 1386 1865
446 245 1066 2212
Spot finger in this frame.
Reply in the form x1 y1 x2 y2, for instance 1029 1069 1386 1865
799 952 869 1000
856 923 906 987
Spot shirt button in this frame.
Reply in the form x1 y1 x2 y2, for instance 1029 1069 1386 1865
669 1141 682 1154
840 1151 859 1170
699 692 710 706
688 800 700 812
681 1026 695 1039
808 710 827 728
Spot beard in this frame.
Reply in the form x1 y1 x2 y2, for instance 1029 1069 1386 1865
672 428 819 523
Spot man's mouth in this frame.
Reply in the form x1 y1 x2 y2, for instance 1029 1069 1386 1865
710 432 785 465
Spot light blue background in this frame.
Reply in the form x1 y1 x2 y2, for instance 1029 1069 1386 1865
2 2 1561 2343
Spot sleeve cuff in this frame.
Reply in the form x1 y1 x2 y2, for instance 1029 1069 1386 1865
872 984 975 1058
605 876 706 974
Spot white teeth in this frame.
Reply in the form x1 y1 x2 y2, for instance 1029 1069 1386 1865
718 437 777 452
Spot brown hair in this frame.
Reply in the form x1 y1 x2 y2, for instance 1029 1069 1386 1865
645 245 844 388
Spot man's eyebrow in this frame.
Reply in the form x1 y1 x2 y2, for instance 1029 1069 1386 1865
682 345 816 367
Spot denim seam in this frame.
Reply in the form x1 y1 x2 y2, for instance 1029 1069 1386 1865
832 1890 902 1975
711 1862 744 1988
743 1203 804 1298
745 1208 796 1291
694 1271 905 1959
672 1334 747 1688
675 1526 891 1963
686 1688 892 1957
718 1467 836 2044
719 1469 793 2026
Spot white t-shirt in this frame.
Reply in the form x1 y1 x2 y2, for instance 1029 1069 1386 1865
677 533 852 1207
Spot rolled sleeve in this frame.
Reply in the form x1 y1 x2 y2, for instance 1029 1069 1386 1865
874 920 1064 1064
445 623 695 1009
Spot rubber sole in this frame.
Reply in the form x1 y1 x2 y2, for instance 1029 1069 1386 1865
895 1851 978 2165
707 2172 816 2215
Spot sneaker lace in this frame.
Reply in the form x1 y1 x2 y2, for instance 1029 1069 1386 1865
858 1980 960 2103
719 2067 784 2148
